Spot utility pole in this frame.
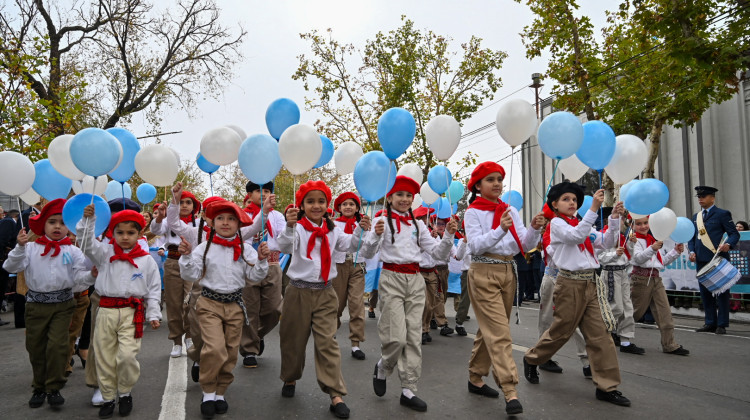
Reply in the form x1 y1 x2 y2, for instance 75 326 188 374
530 73 543 119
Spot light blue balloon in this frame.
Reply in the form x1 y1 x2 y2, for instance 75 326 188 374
670 217 696 243
70 128 122 177
537 111 584 160
620 179 640 203
238 134 283 184
578 195 594 217
353 151 397 202
106 127 140 182
265 98 300 140
377 107 416 160
62 193 111 237
624 178 669 215
427 165 452 195
577 120 616 170
452 203 458 213
436 197 452 219
501 190 524 211
314 135 334 168
197 152 220 174
447 180 465 204
105 180 132 201
136 183 157 204
32 159 72 200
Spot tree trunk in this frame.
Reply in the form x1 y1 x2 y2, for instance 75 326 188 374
603 172 616 206
644 119 665 178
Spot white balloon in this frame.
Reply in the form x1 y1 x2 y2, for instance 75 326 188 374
425 115 461 161
74 175 108 196
200 127 242 166
225 124 247 142
278 124 322 175
495 99 538 147
19 188 40 206
629 212 647 220
135 145 179 186
558 155 589 182
48 134 85 181
170 148 181 167
397 163 424 185
334 142 364 176
411 193 423 211
420 182 439 205
605 134 648 184
649 207 677 240
0 151 36 196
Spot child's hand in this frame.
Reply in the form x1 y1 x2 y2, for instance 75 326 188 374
591 189 605 212
675 243 684 253
374 219 385 235
616 247 625 256
286 207 299 227
177 236 192 255
154 202 167 222
431 229 439 238
157 249 165 257
629 234 637 243
263 194 277 214
171 182 183 204
91 266 99 278
463 236 467 243
150 320 160 329
499 209 513 232
257 242 270 260
359 215 371 231
651 240 664 251
531 211 545 230
446 218 458 234
16 228 28 246
612 201 625 218
83 204 95 218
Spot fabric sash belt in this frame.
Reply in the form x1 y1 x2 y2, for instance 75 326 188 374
471 253 514 264
99 296 145 338
558 269 596 281
201 287 249 325
289 278 332 290
267 251 281 264
631 266 660 278
26 288 73 304
383 262 420 274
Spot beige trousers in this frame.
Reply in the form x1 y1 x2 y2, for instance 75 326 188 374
603 268 635 340
164 258 192 344
631 274 680 352
241 264 283 356
333 261 366 346
186 283 204 362
196 296 244 395
538 272 589 366
421 270 447 332
94 307 142 401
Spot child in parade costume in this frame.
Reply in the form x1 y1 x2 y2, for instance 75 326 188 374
278 181 380 419
463 162 545 415
627 216 690 356
453 234 472 337
178 201 270 419
412 207 445 344
429 215 455 337
370 176 457 412
523 182 632 407
3 199 93 409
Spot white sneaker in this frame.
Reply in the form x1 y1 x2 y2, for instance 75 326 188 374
185 338 193 350
170 344 182 358
91 388 105 406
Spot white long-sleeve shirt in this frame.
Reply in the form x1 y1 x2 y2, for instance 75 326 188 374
370 210 454 265
179 236 268 293
3 240 93 293
629 237 679 269
549 210 619 271
150 206 199 247
464 207 541 257
332 219 357 264
455 239 471 271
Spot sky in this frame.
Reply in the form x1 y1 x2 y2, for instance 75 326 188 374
128 0 612 192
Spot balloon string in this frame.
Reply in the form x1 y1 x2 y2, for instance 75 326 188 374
209 173 214 197
598 170 604 227
121 183 125 211
81 178 97 254
444 161 453 216
16 197 24 230
353 201 369 265
382 162 393 210
540 159 560 212
260 187 265 243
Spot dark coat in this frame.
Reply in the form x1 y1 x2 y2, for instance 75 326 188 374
688 206 740 263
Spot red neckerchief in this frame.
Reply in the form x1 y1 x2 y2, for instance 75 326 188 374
468 197 525 256
245 203 274 238
180 214 195 225
558 214 596 260
335 216 358 234
109 240 149 267
203 225 211 234
602 225 631 259
388 210 412 233
635 232 662 264
35 236 72 257
211 234 243 261
297 218 332 284
542 224 551 265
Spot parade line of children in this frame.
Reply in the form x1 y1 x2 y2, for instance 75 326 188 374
4 160 702 418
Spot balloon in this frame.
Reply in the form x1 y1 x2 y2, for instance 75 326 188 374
397 163 423 185
629 212 647 220
225 125 247 142
558 155 589 182
577 120 616 170
74 175 108 196
670 217 696 243
378 107 416 160
420 182 440 205
106 127 140 182
604 134 648 184
32 159 72 200
48 134 85 181
104 180 132 201
70 128 123 177
624 178 669 215
0 151 35 196
501 190 523 211
135 145 179 186
238 134 283 184
278 124 322 175
353 151 397 202
447 181 465 204
196 152 220 174
427 165 452 195
619 179 640 203
136 183 157 204
495 99 537 147
411 194 423 211
314 135 334 168
19 188 40 206
265 98 301 140
577 195 593 217
200 127 241 166
435 197 452 219
425 115 461 160
334 142 364 175
537 111 584 160
62 193 111 237
170 148 181 167
649 207 677 241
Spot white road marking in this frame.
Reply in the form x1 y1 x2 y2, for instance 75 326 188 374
158 344 187 420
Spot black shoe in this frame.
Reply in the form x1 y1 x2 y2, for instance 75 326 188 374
455 325 467 336
282 383 295 398
667 345 690 356
467 382 499 398
29 389 46 408
368 310 376 319
595 389 631 407
465 315 470 320
421 332 432 344
430 319 437 330
715 326 726 335
505 399 523 415
47 390 65 407
214 399 228 414
695 324 716 333
400 394 427 412
351 349 366 360
118 395 133 416
99 400 116 419
539 360 563 373
191 362 200 382
439 325 454 336
70 357 75 367
523 359 539 384
373 364 386 397
243 355 257 368
200 400 216 419
611 333 621 347
258 339 265 356
583 366 592 378
329 402 350 419
620 343 645 355
0 320 9 326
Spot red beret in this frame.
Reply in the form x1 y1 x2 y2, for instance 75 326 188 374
152 203 161 210
295 180 332 207
374 209 384 217
109 210 146 232
387 175 420 197
180 191 201 214
205 201 252 227
412 207 434 219
467 162 506 192
202 196 226 210
243 193 251 202
542 203 555 219
29 198 66 236
334 192 361 213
